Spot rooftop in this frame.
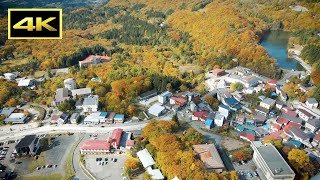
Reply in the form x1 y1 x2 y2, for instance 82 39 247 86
261 98 276 106
111 128 123 146
80 139 111 151
71 88 92 97
158 91 172 97
281 114 303 124
148 103 165 115
137 149 156 168
297 108 314 118
0 107 15 116
307 98 318 104
306 119 320 127
16 135 37 148
100 112 108 117
79 55 111 65
83 95 99 106
139 89 157 98
193 144 225 170
55 88 69 98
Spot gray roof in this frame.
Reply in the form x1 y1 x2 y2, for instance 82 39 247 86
261 98 276 106
281 114 303 124
307 98 318 104
56 88 69 98
306 119 320 128
70 113 80 120
290 127 309 140
159 91 172 97
254 113 267 123
82 95 98 106
71 88 92 97
4 113 27 124
297 108 314 118
0 107 15 116
256 106 269 114
252 142 295 176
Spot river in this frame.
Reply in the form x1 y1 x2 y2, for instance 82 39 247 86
261 31 304 71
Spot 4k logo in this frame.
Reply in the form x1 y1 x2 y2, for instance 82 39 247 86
8 9 62 39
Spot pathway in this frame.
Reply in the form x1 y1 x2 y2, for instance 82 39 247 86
72 134 90 180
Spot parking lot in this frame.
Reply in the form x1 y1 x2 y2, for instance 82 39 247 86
233 160 260 180
85 154 126 180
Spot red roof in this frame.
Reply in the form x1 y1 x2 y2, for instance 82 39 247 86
51 115 60 121
193 111 209 118
240 132 255 141
80 140 111 151
111 128 123 147
80 55 111 65
284 110 297 117
170 97 187 105
267 80 278 85
314 133 320 142
271 122 282 131
282 106 293 112
276 117 289 126
262 130 283 142
283 122 301 132
126 140 134 147
209 69 225 76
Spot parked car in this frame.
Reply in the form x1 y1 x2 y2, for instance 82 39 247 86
54 165 58 168
36 167 41 170
102 162 104 165
113 158 117 162
96 158 99 161
253 171 258 177
105 157 108 161
247 172 253 178
46 165 53 168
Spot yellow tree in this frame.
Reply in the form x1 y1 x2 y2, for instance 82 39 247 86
288 149 310 170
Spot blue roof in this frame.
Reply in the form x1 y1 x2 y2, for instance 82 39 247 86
115 114 124 118
219 104 230 110
263 125 270 130
205 119 214 126
236 125 245 131
271 92 277 96
288 139 302 148
224 97 241 110
73 178 80 180
244 129 256 135
100 112 108 117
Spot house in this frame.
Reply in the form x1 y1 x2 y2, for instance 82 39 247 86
71 88 92 98
240 132 255 142
70 113 80 124
218 105 229 119
82 95 98 113
192 111 209 121
260 98 276 110
305 119 320 133
15 135 39 156
137 149 164 180
114 114 124 123
52 88 70 106
298 84 308 93
253 113 267 126
233 93 244 102
50 115 60 124
217 88 232 101
75 100 83 110
148 103 166 117
111 128 123 149
3 72 17 80
170 97 187 107
138 89 157 100
58 113 69 124
214 114 225 127
106 112 115 124
209 69 225 77
126 139 135 149
99 112 108 123
158 91 173 104
255 106 269 116
235 124 245 132
267 79 278 87
83 112 100 124
275 101 285 109
280 90 288 102
79 55 111 68
306 98 318 109
241 75 260 88
224 97 241 111
296 108 315 121
4 113 27 124
18 78 36 87
80 139 111 154
312 133 320 147
193 144 225 173
64 78 76 90
251 141 295 180
281 114 303 125
182 91 200 101
205 119 214 129
286 127 311 147
0 107 15 117
236 114 245 125
271 122 282 132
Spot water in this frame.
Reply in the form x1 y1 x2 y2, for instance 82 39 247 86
261 31 304 71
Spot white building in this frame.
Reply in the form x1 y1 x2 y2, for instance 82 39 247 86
306 98 318 109
218 105 229 119
148 103 166 117
70 113 80 124
3 73 17 80
158 91 173 104
137 149 164 180
82 95 99 113
305 119 320 133
71 88 92 98
17 78 36 87
214 114 225 127
296 108 315 121
83 112 101 124
64 78 77 90
260 98 276 110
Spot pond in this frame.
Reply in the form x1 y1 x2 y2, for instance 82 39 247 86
261 30 304 71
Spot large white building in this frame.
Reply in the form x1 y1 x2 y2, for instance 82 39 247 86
137 149 164 180
64 78 77 90
251 141 295 180
158 91 173 104
82 95 99 113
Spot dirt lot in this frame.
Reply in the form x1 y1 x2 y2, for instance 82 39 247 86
222 137 248 151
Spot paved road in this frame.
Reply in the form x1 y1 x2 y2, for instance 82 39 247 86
292 55 312 74
0 122 147 142
72 134 90 180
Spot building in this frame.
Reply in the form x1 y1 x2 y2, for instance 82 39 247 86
286 127 311 147
79 55 111 68
70 113 80 124
306 98 318 109
4 113 27 124
99 112 108 123
240 132 255 142
15 135 39 156
82 95 98 113
138 89 157 100
80 139 111 154
52 88 70 106
260 98 276 110
218 105 229 119
251 141 295 180
253 113 267 126
58 113 69 124
0 107 15 117
83 112 100 124
137 149 164 180
296 108 315 121
50 114 60 124
205 119 214 129
224 97 241 111
236 114 245 125
305 119 320 133
106 112 115 124
111 128 123 149
71 88 92 98
17 78 36 87
214 114 225 127
275 101 285 110
170 97 187 107
64 78 77 90
3 72 17 80
193 144 225 173
158 91 173 104
209 69 225 77
148 103 166 117
267 80 278 87
114 114 124 123
241 75 260 88
192 111 209 121
255 106 269 116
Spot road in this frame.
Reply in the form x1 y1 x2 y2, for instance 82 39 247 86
292 55 312 74
0 122 147 142
72 134 90 180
